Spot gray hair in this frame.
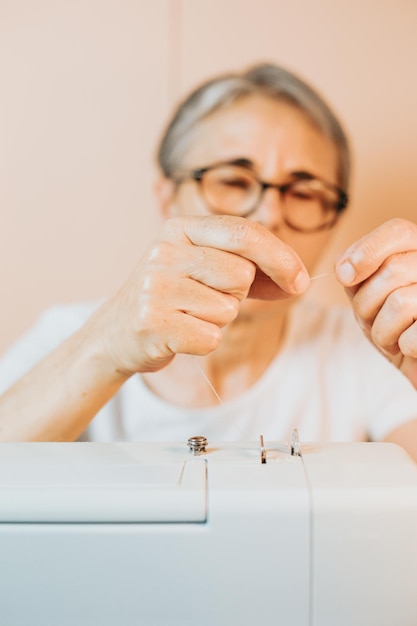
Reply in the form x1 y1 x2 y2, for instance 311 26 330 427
156 63 351 190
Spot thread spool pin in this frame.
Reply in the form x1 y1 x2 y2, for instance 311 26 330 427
187 436 208 456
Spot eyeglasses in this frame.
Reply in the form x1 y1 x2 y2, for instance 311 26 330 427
173 160 348 233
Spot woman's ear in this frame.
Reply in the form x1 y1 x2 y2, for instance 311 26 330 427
153 177 177 219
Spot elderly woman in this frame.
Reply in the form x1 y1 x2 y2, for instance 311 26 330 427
0 63 416 459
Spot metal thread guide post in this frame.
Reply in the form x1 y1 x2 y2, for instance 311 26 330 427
290 428 301 457
260 434 267 464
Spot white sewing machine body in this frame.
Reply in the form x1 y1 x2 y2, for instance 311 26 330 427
0 439 417 625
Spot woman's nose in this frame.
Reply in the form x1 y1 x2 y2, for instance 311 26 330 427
249 186 285 230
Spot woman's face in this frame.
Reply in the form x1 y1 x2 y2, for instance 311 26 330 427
163 95 342 270
157 95 343 315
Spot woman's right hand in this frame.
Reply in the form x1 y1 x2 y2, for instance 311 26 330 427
92 215 310 377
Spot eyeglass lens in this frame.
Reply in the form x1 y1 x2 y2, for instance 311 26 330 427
200 165 340 230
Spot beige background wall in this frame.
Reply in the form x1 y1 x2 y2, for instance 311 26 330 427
1 0 416 353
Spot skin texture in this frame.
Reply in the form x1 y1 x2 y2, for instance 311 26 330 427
143 97 339 403
335 218 417 386
0 95 416 460
335 218 417 460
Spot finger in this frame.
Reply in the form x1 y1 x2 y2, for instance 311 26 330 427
183 246 256 300
193 264 301 301
147 310 224 357
169 278 241 327
248 269 297 300
137 257 243 327
399 321 417 359
371 284 417 355
335 218 417 287
164 215 310 296
349 252 417 325
144 238 256 301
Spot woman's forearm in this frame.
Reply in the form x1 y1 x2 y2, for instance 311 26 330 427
0 322 130 442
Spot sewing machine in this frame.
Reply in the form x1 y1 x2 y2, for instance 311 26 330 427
1 436 417 625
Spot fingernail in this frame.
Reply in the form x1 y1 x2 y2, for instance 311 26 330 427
337 261 356 285
293 270 310 293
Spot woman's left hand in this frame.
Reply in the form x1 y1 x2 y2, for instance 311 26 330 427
335 218 417 389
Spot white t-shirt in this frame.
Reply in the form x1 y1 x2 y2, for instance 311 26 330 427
0 299 416 443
